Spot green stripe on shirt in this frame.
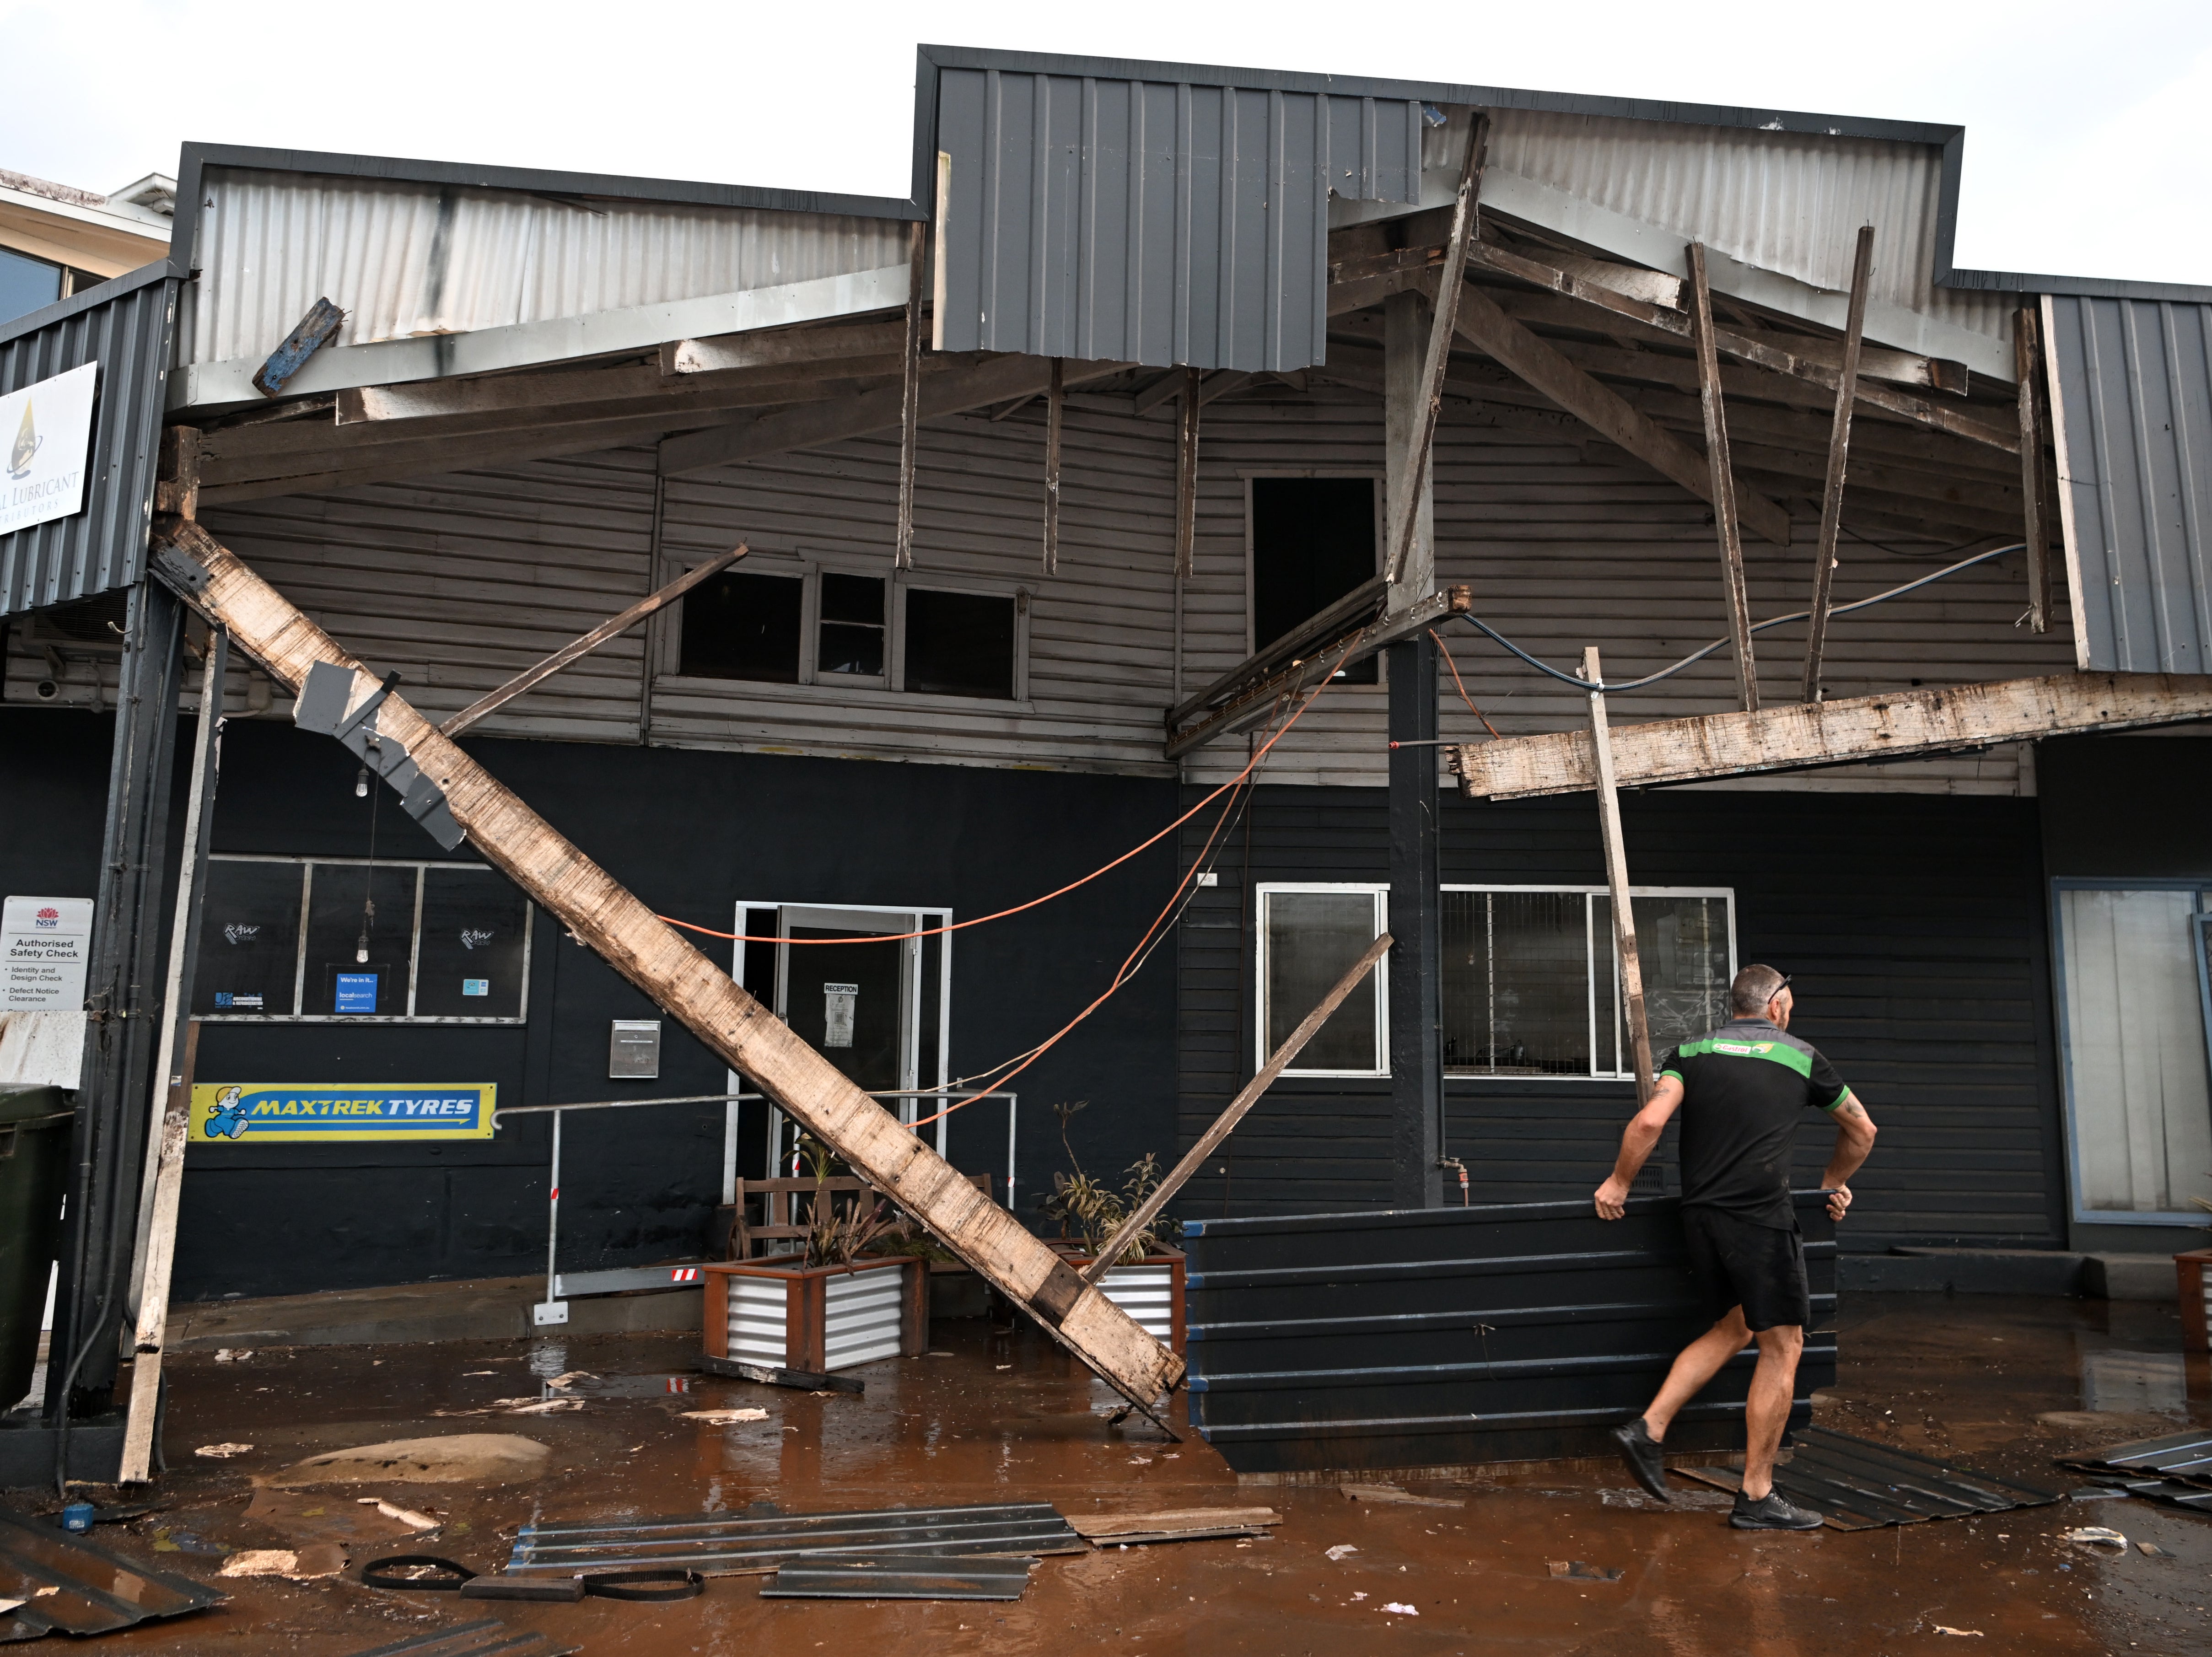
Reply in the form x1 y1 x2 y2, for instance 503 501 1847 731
1675 1033 1815 1078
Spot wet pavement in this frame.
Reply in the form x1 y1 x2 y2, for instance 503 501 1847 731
21 1291 2212 1655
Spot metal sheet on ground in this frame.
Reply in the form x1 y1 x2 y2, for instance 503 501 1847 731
1181 1194 1836 1473
506 1501 1083 1576
1679 1426 2063 1530
2056 1427 2212 1485
344 1618 580 1657
760 1553 1036 1601
0 1508 226 1640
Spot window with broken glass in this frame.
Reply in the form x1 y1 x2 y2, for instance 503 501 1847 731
1441 887 1735 1079
192 855 533 1022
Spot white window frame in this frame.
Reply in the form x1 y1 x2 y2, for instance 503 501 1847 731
1255 882 1391 1078
1440 884 1737 1082
803 557 891 690
2050 878 2212 1227
1240 468 1388 675
191 852 534 1025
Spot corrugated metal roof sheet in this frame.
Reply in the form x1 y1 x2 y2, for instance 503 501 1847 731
2045 293 2212 674
933 68 1422 372
179 167 912 367
0 265 175 617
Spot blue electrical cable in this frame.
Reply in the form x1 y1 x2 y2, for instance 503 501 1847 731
1448 543 2024 693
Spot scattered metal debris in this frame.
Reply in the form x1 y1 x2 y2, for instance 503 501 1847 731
506 1501 1084 1576
0 1508 226 1641
1325 1544 1359 1561
342 1616 579 1657
2063 1526 2127 1549
1678 1427 2062 1530
761 1553 1036 1601
2056 1427 2212 1485
2078 1478 2212 1517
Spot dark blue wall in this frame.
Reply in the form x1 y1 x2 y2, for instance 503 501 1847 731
0 709 1180 1300
1175 778 2068 1255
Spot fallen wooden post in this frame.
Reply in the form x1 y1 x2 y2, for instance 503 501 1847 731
1082 933 1392 1284
440 545 744 738
148 519 1184 1415
1448 670 2212 800
1583 648 1653 1102
1800 226 1875 705
1686 244 1760 713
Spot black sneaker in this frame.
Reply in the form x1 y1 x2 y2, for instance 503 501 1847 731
1729 1489 1824 1531
1609 1417 1670 1503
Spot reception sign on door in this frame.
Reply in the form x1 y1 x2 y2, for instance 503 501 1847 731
190 1083 497 1141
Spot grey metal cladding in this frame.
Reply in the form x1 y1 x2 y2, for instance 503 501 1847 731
935 68 1421 372
0 267 178 618
2045 294 2212 674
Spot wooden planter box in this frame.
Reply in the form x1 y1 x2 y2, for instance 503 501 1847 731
2180 1249 2212 1354
701 1256 928 1374
1048 1244 1186 1354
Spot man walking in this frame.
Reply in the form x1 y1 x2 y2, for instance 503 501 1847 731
1593 964 1877 1530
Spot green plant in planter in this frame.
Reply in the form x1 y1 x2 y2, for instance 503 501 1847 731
1042 1102 1181 1265
794 1133 905 1269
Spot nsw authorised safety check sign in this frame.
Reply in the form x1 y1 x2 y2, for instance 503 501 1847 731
190 1083 496 1142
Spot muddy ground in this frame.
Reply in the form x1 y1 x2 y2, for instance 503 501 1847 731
16 1291 2212 1655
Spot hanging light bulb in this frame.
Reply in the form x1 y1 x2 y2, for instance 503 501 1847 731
356 935 370 964
355 766 369 798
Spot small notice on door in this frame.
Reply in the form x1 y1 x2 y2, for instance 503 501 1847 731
3 895 93 1011
823 982 858 1048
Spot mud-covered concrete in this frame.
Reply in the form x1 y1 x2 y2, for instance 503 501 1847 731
30 1291 2212 1654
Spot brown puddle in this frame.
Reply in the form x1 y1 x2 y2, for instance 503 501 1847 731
33 1291 2209 1654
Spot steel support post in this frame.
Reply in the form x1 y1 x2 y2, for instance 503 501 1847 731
1387 634 1443 1209
44 577 186 1458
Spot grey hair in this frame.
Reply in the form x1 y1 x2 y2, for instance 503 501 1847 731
1729 963 1788 1016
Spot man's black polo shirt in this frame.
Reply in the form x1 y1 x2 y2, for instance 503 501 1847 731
1658 1018 1851 1229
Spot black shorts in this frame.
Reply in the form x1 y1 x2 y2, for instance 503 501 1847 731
1680 1206 1810 1332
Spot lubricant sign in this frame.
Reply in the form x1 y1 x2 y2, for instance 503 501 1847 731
2 895 93 1011
1 363 97 536
189 1083 497 1142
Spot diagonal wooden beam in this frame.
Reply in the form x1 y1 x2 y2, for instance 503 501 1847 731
439 546 745 739
657 355 1134 477
1384 112 1489 589
1802 226 1877 704
1448 671 2212 800
151 519 1185 1413
1451 284 1794 549
1687 243 1760 712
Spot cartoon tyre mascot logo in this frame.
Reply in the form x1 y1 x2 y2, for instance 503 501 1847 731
205 1086 252 1140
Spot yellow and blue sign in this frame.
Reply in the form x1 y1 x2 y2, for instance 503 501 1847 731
190 1083 497 1142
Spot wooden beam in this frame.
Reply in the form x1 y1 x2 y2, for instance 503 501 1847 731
2016 306 2053 634
1802 226 1878 705
334 355 911 427
657 354 1132 477
1042 358 1063 575
1687 244 1760 713
154 425 201 520
1450 285 1793 549
440 546 744 739
1082 933 1392 1285
894 221 926 569
1584 648 1653 1103
151 519 1185 1412
662 318 908 377
1450 670 2212 800
1174 366 1202 581
1386 112 1488 590
253 297 345 397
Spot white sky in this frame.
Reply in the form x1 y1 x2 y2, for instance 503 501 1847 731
5 0 2208 287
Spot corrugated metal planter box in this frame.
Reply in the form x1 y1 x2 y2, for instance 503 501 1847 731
2179 1250 2212 1354
1047 1244 1186 1354
701 1257 928 1373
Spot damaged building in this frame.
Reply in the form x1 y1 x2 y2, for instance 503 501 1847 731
3 43 2210 1489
